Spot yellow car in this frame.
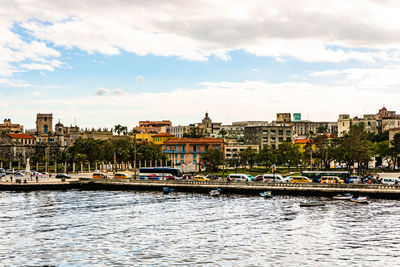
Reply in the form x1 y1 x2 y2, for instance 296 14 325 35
193 175 210 181
320 176 344 184
291 176 312 183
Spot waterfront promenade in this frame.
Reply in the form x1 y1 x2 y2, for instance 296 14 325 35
2 177 400 198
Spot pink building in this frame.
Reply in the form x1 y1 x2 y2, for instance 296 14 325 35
163 138 224 165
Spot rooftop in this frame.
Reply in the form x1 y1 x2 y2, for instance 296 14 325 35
7 133 35 139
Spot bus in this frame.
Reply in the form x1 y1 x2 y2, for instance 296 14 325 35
139 167 183 180
301 171 350 183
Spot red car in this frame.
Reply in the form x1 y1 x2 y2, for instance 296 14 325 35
254 175 264 182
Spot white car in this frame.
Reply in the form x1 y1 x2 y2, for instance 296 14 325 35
262 174 284 183
381 178 398 185
228 174 252 182
281 176 292 183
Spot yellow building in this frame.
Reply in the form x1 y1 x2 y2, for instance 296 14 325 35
135 133 154 143
152 133 175 145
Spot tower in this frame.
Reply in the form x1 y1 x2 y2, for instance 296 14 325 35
36 113 53 135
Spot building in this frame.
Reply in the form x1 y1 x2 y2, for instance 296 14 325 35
152 133 175 145
276 113 291 124
244 125 293 149
196 112 222 136
337 107 400 136
166 125 193 138
292 121 338 136
232 121 269 127
163 138 224 165
135 133 154 143
0 133 36 145
224 141 259 159
36 113 53 135
0 119 23 133
134 120 172 134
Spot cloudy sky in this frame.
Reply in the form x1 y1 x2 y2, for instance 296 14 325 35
1 0 400 130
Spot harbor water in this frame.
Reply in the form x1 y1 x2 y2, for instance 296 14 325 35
1 190 399 266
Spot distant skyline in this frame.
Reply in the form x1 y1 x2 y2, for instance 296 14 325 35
1 1 400 129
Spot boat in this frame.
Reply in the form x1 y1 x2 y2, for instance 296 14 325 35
259 191 273 198
163 187 174 194
209 188 221 196
300 201 325 207
350 196 369 204
333 193 353 200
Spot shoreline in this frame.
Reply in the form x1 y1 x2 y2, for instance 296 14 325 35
1 178 400 199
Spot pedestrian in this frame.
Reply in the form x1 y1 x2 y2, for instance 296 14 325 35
10 175 13 183
36 175 39 183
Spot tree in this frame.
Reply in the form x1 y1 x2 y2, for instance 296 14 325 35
256 145 276 170
183 127 206 138
114 124 123 135
219 128 227 138
201 148 223 171
389 133 400 168
227 152 241 173
239 147 257 169
313 134 335 170
277 142 301 169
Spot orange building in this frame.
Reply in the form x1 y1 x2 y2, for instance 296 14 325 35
163 138 224 165
134 120 172 134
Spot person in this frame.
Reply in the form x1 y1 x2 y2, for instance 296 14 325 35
36 174 39 183
10 175 13 183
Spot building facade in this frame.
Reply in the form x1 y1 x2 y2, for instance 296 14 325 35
196 113 222 136
244 125 293 149
224 141 259 159
0 119 23 133
134 120 172 134
163 138 224 165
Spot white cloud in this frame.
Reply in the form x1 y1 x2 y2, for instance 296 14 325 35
136 76 146 83
94 87 125 96
33 91 41 96
0 78 30 87
0 0 399 72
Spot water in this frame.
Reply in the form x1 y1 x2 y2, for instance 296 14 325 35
0 190 399 266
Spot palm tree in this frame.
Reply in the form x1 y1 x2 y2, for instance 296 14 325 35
114 124 123 135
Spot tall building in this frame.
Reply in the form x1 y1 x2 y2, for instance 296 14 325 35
244 125 293 149
36 113 53 135
195 112 222 136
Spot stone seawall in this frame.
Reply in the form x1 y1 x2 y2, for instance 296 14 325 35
2 179 400 199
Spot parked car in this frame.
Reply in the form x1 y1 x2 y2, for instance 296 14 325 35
14 172 24 178
262 174 284 183
206 174 218 180
281 176 292 183
165 175 175 180
181 174 192 180
113 173 130 179
254 175 264 182
228 174 252 182
6 169 13 175
247 175 255 181
291 176 312 183
55 173 71 179
348 176 361 184
381 178 398 185
193 175 210 181
320 176 344 184
92 172 108 179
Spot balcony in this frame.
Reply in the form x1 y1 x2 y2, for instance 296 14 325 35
163 150 178 153
189 150 205 153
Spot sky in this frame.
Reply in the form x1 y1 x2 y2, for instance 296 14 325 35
1 0 400 130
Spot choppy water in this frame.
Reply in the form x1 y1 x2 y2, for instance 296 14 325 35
0 190 399 266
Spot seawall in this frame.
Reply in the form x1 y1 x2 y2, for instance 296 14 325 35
2 179 400 199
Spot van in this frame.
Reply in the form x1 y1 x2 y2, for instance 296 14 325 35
291 176 312 183
229 174 252 182
114 173 130 179
320 176 344 184
262 174 284 183
92 172 108 179
381 178 398 185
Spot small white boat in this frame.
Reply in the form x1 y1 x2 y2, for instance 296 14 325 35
259 191 273 198
333 193 353 200
350 196 369 204
209 189 221 196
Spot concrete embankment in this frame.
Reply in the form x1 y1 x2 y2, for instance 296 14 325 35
77 179 400 199
2 179 400 199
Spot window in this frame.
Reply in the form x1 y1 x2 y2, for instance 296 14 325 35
193 160 197 165
44 125 48 133
181 154 184 159
180 160 184 164
278 130 283 135
193 154 197 159
286 130 291 136
279 137 283 142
